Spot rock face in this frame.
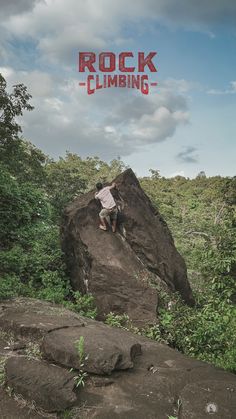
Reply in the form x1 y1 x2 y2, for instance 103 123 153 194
42 324 141 375
5 357 76 412
61 169 194 325
0 388 43 419
0 298 235 418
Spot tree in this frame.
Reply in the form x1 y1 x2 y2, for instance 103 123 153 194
196 171 206 178
0 73 33 141
149 169 161 179
0 73 46 183
45 153 127 216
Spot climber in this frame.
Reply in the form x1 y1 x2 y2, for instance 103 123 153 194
95 182 118 232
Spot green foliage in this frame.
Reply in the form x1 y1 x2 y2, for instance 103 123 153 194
105 312 130 328
71 337 88 388
59 410 73 419
153 291 236 372
66 291 97 319
0 274 28 300
140 174 236 372
75 336 85 364
45 152 127 216
0 73 33 141
73 371 88 388
0 73 45 184
0 164 50 248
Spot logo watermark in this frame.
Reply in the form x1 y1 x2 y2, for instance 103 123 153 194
205 402 218 414
78 52 158 95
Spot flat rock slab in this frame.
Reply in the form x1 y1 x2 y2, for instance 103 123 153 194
0 388 43 419
42 322 141 375
1 299 236 419
5 356 77 412
180 379 236 419
76 358 236 419
0 298 85 339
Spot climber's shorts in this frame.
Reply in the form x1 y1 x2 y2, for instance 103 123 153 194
99 206 118 221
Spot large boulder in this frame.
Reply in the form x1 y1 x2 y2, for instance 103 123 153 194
61 169 194 325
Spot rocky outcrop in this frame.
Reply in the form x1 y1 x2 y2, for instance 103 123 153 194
0 298 235 418
42 325 141 375
61 169 194 326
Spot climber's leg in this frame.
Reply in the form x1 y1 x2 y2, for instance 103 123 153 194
99 209 108 231
111 208 118 233
112 219 117 233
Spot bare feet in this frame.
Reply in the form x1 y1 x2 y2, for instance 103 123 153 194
99 225 107 231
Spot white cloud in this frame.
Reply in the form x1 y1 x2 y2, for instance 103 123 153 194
1 73 190 159
162 78 197 94
0 66 14 79
1 1 212 160
0 67 54 97
2 0 236 67
0 0 40 18
1 0 121 65
207 81 236 95
19 80 189 159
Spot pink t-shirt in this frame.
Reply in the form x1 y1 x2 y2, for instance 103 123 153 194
95 186 116 209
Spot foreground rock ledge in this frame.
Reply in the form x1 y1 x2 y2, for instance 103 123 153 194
0 298 235 418
5 357 76 412
61 168 194 326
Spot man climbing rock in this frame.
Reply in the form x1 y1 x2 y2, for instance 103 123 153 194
95 182 118 232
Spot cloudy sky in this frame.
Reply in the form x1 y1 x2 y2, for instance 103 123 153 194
0 0 235 177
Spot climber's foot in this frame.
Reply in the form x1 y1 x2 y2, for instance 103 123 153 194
99 225 107 231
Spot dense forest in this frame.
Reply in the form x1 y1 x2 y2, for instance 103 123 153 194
1 74 235 373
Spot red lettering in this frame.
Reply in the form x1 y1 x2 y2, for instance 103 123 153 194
108 75 118 87
79 52 96 72
79 51 157 73
119 75 126 87
132 75 140 90
96 74 103 89
99 52 115 72
141 75 149 94
87 75 95 94
119 52 135 72
138 52 157 72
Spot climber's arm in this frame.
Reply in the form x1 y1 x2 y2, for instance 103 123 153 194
109 182 116 190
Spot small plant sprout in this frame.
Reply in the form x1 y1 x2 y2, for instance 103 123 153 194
75 336 89 365
70 336 89 388
73 371 88 388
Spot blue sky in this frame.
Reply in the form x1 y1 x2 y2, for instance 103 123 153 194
0 0 235 178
